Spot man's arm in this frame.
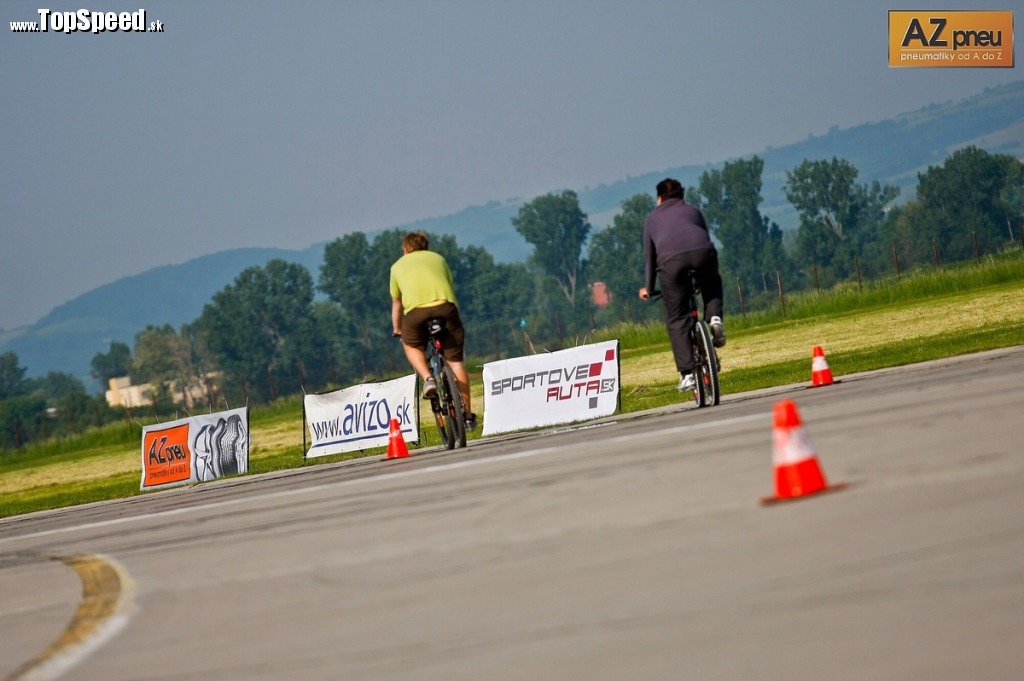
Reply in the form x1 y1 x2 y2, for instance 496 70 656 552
642 222 657 295
391 297 404 336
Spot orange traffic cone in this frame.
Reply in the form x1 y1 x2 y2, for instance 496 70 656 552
386 418 410 459
761 399 847 504
810 345 835 387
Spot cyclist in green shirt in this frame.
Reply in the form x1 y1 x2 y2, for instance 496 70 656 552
390 231 477 430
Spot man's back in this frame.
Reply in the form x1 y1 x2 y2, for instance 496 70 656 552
389 250 457 313
643 198 714 263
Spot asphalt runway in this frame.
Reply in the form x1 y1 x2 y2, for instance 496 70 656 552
2 347 1022 681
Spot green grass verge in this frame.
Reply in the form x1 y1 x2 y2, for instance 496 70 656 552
0 471 140 518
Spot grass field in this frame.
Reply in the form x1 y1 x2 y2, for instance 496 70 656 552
2 253 1022 519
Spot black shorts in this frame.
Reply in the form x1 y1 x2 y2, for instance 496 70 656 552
401 302 466 362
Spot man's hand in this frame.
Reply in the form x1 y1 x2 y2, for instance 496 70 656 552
638 287 650 301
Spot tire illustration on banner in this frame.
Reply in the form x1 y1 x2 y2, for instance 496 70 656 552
192 413 248 482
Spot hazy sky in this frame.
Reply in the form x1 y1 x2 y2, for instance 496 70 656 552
1 0 1019 330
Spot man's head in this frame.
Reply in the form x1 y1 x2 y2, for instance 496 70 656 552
656 178 684 202
402 231 429 253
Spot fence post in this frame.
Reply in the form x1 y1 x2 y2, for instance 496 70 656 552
1019 223 1023 254
973 231 981 261
933 239 940 267
855 256 863 292
813 263 820 294
736 277 747 320
893 247 901 281
776 271 786 318
626 298 634 324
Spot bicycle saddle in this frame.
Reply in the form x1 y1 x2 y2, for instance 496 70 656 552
426 318 445 335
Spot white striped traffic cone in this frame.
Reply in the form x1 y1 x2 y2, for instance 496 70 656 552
761 400 847 504
810 345 835 387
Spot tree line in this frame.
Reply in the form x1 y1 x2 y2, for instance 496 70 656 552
2 146 1021 450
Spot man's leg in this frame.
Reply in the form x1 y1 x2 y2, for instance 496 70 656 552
697 249 724 321
695 249 726 347
448 360 472 415
660 255 695 375
402 343 430 381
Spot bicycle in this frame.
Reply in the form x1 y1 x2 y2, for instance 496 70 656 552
423 317 468 449
650 272 721 408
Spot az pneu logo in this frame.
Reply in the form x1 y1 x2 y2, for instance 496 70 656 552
888 10 1014 67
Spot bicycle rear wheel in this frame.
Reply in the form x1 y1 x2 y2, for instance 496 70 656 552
441 364 467 448
430 367 456 450
686 332 707 408
694 321 720 406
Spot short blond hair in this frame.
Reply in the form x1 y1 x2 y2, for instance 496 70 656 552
403 231 429 252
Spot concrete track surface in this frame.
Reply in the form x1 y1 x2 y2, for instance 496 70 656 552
2 347 1022 681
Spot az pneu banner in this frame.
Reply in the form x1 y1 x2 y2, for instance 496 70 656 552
482 339 620 436
304 374 418 458
140 406 249 491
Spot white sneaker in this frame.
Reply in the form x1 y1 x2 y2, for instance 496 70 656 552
709 316 726 348
421 376 437 399
677 373 696 391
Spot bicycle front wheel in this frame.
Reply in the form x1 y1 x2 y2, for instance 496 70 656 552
694 321 720 406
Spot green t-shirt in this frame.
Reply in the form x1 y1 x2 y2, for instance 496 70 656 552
389 250 458 314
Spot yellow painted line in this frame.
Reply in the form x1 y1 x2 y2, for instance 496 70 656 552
5 554 136 681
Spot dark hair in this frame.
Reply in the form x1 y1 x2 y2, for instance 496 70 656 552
656 178 684 201
403 231 429 252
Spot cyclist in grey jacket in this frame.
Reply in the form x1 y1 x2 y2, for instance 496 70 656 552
639 178 726 392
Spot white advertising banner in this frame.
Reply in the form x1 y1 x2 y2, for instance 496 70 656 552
482 340 620 436
304 374 418 458
140 407 249 491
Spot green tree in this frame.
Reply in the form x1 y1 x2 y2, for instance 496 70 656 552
911 146 1024 263
0 351 27 400
313 299 359 385
512 190 591 303
691 156 789 305
133 325 182 386
90 341 133 386
785 157 899 282
467 260 536 357
319 230 407 378
135 323 215 409
25 371 83 402
429 238 535 358
197 259 319 403
0 394 46 450
24 371 110 438
588 194 653 300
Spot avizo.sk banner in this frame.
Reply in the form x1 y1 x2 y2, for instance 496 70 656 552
482 340 620 436
304 374 418 458
140 407 249 491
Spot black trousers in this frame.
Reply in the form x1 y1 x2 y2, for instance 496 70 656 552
659 248 723 374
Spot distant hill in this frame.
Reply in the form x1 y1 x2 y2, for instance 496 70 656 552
4 245 326 392
4 80 1022 390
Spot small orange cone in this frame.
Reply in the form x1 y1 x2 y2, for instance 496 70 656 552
810 345 835 387
386 418 410 459
761 400 847 504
